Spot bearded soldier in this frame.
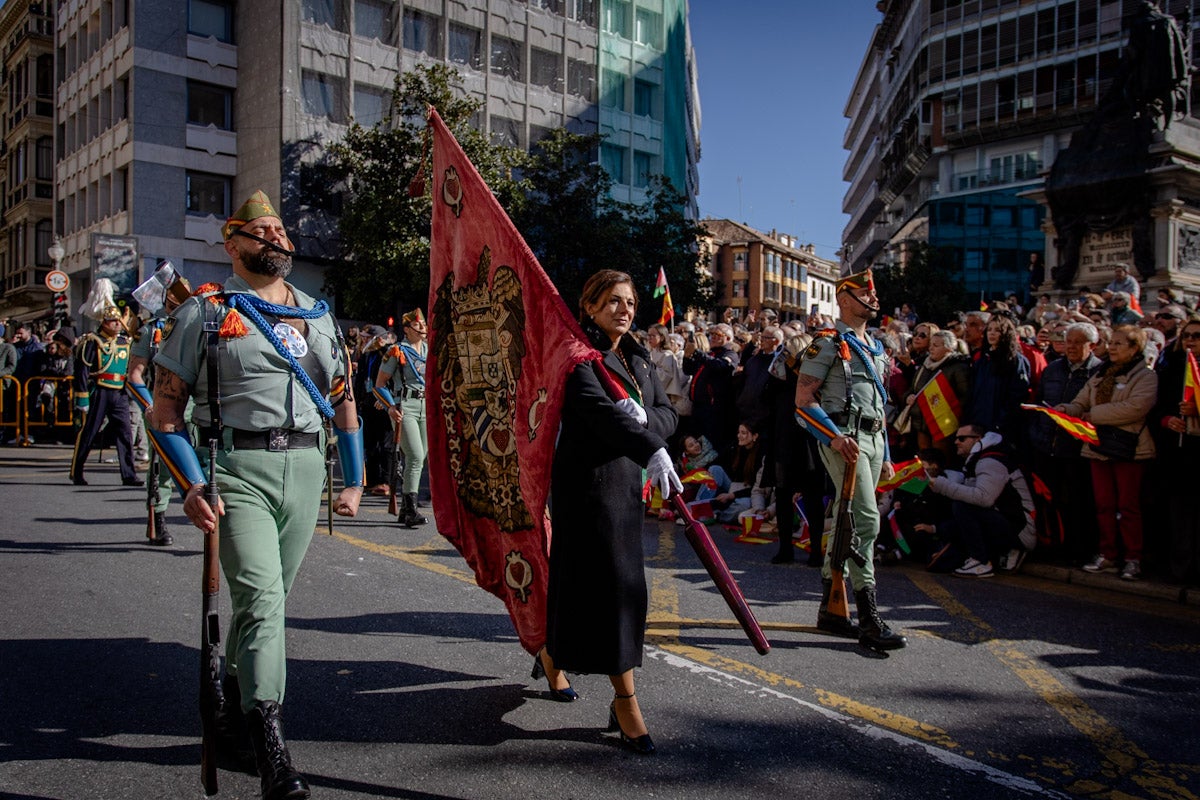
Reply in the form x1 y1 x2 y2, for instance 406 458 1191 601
70 305 140 487
149 191 364 800
794 269 906 651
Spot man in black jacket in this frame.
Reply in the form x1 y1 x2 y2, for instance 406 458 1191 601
1030 322 1102 564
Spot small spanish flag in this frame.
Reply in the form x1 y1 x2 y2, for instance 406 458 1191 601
1185 351 1200 408
877 458 927 494
1020 403 1100 445
916 371 962 443
654 267 673 325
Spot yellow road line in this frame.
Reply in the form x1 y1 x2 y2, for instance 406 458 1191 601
331 529 477 586
908 571 1197 800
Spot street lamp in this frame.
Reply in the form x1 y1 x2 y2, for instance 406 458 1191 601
48 237 64 269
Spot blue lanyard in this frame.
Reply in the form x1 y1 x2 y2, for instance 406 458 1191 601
842 331 887 403
398 342 426 387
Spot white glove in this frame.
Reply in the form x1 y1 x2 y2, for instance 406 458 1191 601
647 447 684 497
616 397 648 426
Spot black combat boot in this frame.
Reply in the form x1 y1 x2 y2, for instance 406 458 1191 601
400 493 427 528
816 578 859 638
147 512 173 546
216 674 255 771
854 586 907 651
247 701 310 800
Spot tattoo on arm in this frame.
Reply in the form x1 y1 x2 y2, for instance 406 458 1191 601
795 373 824 407
150 368 191 431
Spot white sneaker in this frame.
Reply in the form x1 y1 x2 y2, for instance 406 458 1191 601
1082 555 1117 573
1000 548 1027 572
955 557 994 578
1120 560 1141 581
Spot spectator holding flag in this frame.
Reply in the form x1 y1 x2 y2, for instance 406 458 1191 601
1153 314 1200 584
901 329 971 458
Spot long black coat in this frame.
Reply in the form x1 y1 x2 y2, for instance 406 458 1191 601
547 334 677 675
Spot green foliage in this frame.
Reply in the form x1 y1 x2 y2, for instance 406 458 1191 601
873 243 970 327
325 63 713 328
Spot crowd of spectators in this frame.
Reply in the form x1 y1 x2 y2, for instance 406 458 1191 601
636 266 1200 587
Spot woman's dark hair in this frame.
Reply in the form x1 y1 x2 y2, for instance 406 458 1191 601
987 315 1023 366
579 269 636 322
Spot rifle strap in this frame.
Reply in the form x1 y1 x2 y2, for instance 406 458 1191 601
204 303 223 441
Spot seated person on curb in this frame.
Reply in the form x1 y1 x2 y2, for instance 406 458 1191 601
926 424 1036 577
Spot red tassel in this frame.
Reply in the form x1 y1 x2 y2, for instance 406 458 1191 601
219 308 249 338
407 167 425 197
839 340 851 361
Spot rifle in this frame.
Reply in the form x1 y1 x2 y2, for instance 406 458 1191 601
827 413 868 622
199 437 221 796
325 421 335 535
387 418 402 518
146 329 162 541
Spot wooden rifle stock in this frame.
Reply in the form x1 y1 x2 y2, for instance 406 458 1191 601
827 417 868 621
671 494 770 655
387 419 402 517
199 439 221 796
146 449 160 540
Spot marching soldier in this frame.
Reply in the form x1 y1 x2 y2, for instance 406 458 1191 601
794 268 906 651
127 264 192 546
70 305 140 486
373 307 429 528
148 190 364 800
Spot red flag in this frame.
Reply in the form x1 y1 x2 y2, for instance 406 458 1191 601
1019 403 1100 445
426 107 602 655
654 267 673 325
1185 351 1200 407
916 372 962 443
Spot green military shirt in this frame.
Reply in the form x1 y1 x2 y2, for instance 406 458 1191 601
798 320 889 422
154 274 346 433
130 316 167 362
378 341 426 394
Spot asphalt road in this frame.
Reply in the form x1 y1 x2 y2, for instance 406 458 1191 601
2 444 1198 800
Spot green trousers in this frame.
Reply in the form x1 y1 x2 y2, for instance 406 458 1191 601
818 429 884 591
201 433 325 712
399 396 427 495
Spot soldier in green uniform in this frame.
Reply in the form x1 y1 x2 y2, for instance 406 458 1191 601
69 305 141 487
127 263 192 546
794 268 906 651
149 191 364 800
372 307 429 528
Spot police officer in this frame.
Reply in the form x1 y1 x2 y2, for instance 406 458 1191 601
70 305 140 486
794 268 906 651
149 191 364 800
127 264 192 546
372 307 429 528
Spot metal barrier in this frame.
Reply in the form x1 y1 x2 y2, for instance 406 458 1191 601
21 376 77 445
0 375 21 443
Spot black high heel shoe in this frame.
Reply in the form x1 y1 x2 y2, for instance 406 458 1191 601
607 695 656 755
531 655 579 702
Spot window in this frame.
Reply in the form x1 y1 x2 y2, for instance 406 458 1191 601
403 9 442 58
633 79 655 117
567 59 595 100
187 81 233 130
354 0 392 41
186 172 229 216
354 84 390 126
601 68 625 110
570 0 598 27
188 0 233 42
491 36 524 82
601 143 627 183
302 71 347 123
532 0 563 13
449 22 482 70
601 0 630 37
113 168 127 212
302 0 343 30
489 115 522 149
35 220 52 267
530 47 561 90
634 8 660 47
965 205 989 226
633 151 653 188
35 137 53 181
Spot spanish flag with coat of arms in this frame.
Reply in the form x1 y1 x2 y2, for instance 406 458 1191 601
916 371 962 442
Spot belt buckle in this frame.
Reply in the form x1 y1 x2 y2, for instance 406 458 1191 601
267 428 289 452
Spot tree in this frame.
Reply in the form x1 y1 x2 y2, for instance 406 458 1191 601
873 243 971 327
323 64 526 321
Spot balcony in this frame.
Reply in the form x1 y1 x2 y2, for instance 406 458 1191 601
945 162 1043 194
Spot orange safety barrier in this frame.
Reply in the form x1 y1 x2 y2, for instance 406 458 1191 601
0 375 21 442
21 375 77 445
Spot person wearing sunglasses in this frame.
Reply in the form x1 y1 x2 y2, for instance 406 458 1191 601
1152 314 1200 584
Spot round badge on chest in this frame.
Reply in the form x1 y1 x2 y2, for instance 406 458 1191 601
274 322 308 358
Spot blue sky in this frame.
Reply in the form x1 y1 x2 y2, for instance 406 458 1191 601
689 2 883 260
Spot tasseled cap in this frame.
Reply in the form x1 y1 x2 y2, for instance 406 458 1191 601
401 308 425 326
836 268 875 294
101 305 122 322
222 190 280 240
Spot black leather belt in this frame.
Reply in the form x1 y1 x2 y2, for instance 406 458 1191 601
831 414 884 434
400 387 425 400
231 428 320 451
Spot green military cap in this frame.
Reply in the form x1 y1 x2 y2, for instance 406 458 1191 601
222 190 280 240
836 268 875 294
401 308 425 326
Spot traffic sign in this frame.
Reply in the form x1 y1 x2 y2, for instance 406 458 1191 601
45 270 69 292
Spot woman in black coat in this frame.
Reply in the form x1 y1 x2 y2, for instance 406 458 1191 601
546 269 681 755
